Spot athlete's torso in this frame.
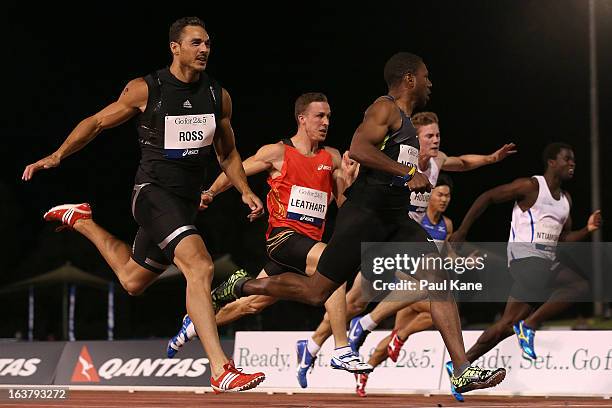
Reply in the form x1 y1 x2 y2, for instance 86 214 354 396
508 175 570 261
345 96 420 210
421 212 448 245
135 68 221 201
266 140 334 241
408 157 440 222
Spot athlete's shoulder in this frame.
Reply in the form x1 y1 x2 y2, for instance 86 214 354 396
124 77 148 92
367 96 397 113
434 151 448 165
119 77 148 109
371 96 397 110
443 215 453 234
511 177 539 193
257 142 285 158
362 97 398 126
323 146 341 158
562 189 573 206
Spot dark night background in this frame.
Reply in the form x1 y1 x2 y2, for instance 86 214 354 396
1 1 611 340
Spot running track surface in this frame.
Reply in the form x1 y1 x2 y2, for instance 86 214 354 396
1 392 611 407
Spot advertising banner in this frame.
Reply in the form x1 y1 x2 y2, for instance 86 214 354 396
442 331 612 396
234 331 446 391
0 342 66 385
236 330 612 396
53 339 234 386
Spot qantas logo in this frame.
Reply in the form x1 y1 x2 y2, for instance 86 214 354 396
69 346 208 382
0 358 41 377
71 346 100 382
317 164 332 171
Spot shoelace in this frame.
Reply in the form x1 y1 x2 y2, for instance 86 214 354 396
478 369 493 380
339 351 361 362
225 363 245 376
462 367 490 381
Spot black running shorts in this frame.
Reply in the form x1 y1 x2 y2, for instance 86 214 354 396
317 200 438 284
509 257 560 304
263 227 319 276
130 183 200 273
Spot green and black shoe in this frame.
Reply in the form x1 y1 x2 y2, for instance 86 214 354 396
211 269 251 312
451 365 506 394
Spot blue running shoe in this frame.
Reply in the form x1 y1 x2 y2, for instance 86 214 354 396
167 314 197 358
513 320 537 359
348 316 370 353
296 340 316 388
445 361 465 402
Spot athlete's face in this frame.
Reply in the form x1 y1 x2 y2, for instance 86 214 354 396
299 102 331 142
171 25 210 72
412 63 432 108
550 148 576 180
417 123 440 158
429 185 451 213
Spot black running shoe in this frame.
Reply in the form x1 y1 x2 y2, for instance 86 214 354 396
211 269 251 312
451 365 506 394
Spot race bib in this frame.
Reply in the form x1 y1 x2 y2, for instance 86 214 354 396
397 145 419 166
534 222 563 244
533 222 563 253
287 185 328 227
164 114 215 158
409 191 431 212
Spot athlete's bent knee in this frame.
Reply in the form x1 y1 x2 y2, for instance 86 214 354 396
182 262 214 284
122 279 147 297
347 300 368 316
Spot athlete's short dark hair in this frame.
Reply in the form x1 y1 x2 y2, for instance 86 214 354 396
295 92 328 121
384 52 423 88
542 142 573 170
169 17 206 43
412 111 439 129
435 172 454 194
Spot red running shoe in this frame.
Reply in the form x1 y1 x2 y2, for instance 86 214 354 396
44 203 92 231
210 360 265 393
387 329 406 363
355 372 369 397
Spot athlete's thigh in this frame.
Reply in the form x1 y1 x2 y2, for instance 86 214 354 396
411 300 431 314
318 201 386 284
124 257 161 286
306 242 326 276
394 304 418 328
551 262 587 287
131 226 172 274
132 183 200 263
265 227 318 275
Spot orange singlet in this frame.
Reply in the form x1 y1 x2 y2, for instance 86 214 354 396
266 141 334 241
